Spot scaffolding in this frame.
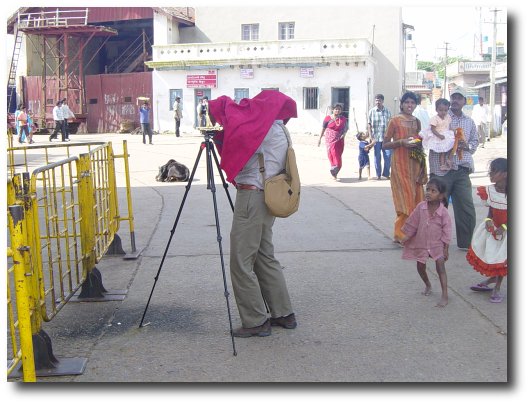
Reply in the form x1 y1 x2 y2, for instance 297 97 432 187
13 9 117 131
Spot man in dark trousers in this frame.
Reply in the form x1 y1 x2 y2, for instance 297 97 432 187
429 91 479 249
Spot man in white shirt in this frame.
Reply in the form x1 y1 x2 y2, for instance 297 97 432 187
49 100 65 142
61 98 75 141
173 96 183 137
471 97 490 147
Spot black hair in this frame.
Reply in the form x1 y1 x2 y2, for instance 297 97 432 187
426 177 449 208
333 103 343 110
399 92 418 111
489 158 508 197
375 94 384 101
435 98 450 110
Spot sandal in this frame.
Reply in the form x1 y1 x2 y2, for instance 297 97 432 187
470 283 493 292
489 293 504 303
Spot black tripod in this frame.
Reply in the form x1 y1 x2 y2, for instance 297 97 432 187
139 129 237 356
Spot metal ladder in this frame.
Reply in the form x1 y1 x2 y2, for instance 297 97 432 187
7 28 23 112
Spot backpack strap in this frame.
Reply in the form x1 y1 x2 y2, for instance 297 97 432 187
258 123 291 182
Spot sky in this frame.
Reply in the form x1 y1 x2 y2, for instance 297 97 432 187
402 6 508 62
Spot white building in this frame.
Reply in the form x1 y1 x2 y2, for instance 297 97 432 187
147 7 405 134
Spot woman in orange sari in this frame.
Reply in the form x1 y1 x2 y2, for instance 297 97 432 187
383 92 428 243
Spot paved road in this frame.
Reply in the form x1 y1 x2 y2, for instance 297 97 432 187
6 129 514 395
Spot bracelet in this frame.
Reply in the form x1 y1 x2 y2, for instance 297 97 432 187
484 218 492 222
501 224 507 230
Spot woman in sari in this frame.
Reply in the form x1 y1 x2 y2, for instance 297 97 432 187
383 92 428 243
318 104 348 179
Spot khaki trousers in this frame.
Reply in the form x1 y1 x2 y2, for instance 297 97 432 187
230 189 293 328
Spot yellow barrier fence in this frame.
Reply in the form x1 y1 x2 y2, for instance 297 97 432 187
6 140 137 381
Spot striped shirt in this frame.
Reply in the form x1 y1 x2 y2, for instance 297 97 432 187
368 106 392 142
428 109 478 176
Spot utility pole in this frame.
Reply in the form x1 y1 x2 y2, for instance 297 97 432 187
442 42 449 98
488 8 499 138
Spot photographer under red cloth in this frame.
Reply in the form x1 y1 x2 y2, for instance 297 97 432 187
208 90 297 183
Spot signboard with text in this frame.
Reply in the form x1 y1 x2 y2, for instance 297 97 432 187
186 70 218 88
300 67 314 78
240 68 254 79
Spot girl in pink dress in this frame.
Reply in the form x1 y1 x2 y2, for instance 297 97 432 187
401 178 452 307
467 158 507 303
317 104 348 180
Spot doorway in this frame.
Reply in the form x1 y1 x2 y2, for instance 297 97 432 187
331 87 350 121
194 89 212 127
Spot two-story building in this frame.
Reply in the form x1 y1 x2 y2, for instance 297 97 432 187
147 6 405 134
8 7 406 134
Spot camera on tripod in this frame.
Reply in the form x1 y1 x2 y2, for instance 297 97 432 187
197 125 223 139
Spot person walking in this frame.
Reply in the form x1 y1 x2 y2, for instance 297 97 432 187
139 101 153 145
383 92 428 244
467 158 507 303
429 91 479 250
317 104 348 180
208 90 298 338
173 96 183 137
356 132 371 180
49 100 66 142
26 109 35 144
471 96 490 147
401 178 452 307
368 94 393 180
61 98 75 141
15 105 30 144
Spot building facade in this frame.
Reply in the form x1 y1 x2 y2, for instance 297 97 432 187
147 7 405 134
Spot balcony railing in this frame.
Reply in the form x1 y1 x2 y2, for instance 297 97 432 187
151 38 372 66
17 9 89 29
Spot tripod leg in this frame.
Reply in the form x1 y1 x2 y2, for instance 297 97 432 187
211 144 234 212
139 143 205 327
205 140 237 356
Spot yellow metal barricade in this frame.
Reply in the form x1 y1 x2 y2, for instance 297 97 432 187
7 204 37 382
6 139 138 381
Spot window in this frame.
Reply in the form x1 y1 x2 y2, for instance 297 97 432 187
278 22 295 40
89 98 98 104
234 88 249 104
241 24 259 41
124 96 132 103
303 88 319 110
169 89 183 110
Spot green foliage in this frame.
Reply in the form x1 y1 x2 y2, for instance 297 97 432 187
417 57 467 79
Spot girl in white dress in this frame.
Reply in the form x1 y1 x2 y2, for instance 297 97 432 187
420 98 455 170
466 158 507 303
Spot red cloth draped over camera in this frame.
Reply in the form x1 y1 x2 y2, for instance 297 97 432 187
208 90 297 183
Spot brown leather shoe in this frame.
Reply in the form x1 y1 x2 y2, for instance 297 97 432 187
232 319 271 338
270 313 297 329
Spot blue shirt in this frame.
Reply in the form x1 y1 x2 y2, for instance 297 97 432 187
139 106 150 124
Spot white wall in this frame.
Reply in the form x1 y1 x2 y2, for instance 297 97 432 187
152 63 373 134
178 6 403 101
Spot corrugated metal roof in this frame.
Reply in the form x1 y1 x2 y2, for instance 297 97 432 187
155 7 195 25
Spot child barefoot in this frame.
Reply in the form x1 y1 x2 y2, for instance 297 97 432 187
401 178 452 307
420 99 455 171
467 158 507 303
356 132 372 180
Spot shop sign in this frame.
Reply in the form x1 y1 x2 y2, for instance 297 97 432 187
187 70 217 88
